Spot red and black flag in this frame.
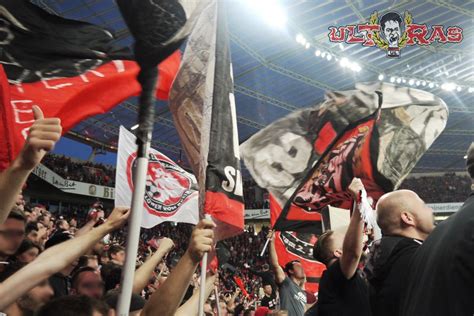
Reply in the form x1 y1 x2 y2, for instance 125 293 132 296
0 0 181 170
241 83 448 232
170 0 244 241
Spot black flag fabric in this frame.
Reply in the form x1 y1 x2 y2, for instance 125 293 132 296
169 0 244 241
241 83 448 232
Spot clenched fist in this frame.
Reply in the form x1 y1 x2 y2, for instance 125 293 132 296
348 177 365 200
187 218 216 263
16 106 62 170
104 207 130 231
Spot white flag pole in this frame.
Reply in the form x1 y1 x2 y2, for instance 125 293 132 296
198 214 212 316
215 286 221 316
116 67 157 315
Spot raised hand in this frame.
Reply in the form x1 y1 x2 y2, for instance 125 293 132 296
16 106 62 170
187 218 216 263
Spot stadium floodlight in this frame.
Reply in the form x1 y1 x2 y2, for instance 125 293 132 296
340 57 348 67
390 76 395 83
326 54 332 61
396 77 402 84
428 82 434 88
408 79 414 85
441 82 456 91
351 63 361 72
253 0 287 29
378 74 384 81
315 49 321 57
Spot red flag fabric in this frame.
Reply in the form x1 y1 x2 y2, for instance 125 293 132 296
0 1 181 170
233 276 249 298
270 196 326 294
0 53 180 170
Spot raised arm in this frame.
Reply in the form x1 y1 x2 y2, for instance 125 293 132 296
132 237 174 294
142 218 216 316
174 272 217 316
268 231 286 284
0 106 61 224
340 178 365 279
0 207 129 309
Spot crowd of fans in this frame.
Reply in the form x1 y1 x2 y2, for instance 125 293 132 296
41 154 115 187
40 154 470 207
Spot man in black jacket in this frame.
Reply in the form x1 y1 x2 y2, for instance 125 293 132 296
401 143 474 316
365 186 435 316
309 178 371 316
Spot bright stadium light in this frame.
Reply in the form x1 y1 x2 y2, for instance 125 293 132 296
456 86 462 92
131 124 139 130
390 76 395 83
441 82 456 91
421 81 426 86
378 74 384 81
340 57 348 67
315 49 321 57
408 79 414 85
305 42 310 49
428 82 434 88
321 52 326 58
415 80 420 86
326 54 332 61
396 77 402 84
402 78 406 83
252 0 288 29
352 63 361 72
469 87 474 93
296 33 304 44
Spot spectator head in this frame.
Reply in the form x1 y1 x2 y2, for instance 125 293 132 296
37 295 109 316
0 262 54 313
0 210 26 258
101 263 122 292
255 306 270 316
71 267 104 299
45 231 73 249
77 255 99 271
467 142 474 182
283 260 305 280
376 189 434 240
25 221 39 242
108 244 125 265
15 239 41 263
313 230 345 266
263 284 273 296
55 219 70 232
104 289 146 316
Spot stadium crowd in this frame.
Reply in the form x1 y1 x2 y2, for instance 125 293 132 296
0 107 472 316
41 154 115 187
37 153 471 209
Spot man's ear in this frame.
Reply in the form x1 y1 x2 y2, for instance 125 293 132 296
401 211 415 227
333 249 343 258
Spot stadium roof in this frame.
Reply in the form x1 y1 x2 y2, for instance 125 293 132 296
35 0 473 173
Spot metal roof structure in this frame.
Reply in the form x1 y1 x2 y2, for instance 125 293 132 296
35 0 473 173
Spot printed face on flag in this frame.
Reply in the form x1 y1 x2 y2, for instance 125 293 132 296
116 126 199 228
242 83 448 232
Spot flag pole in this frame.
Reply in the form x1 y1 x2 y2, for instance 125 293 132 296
260 229 274 257
215 286 221 316
198 214 212 316
117 67 158 316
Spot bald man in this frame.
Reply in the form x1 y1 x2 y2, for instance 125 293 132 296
401 143 474 316
364 189 435 316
